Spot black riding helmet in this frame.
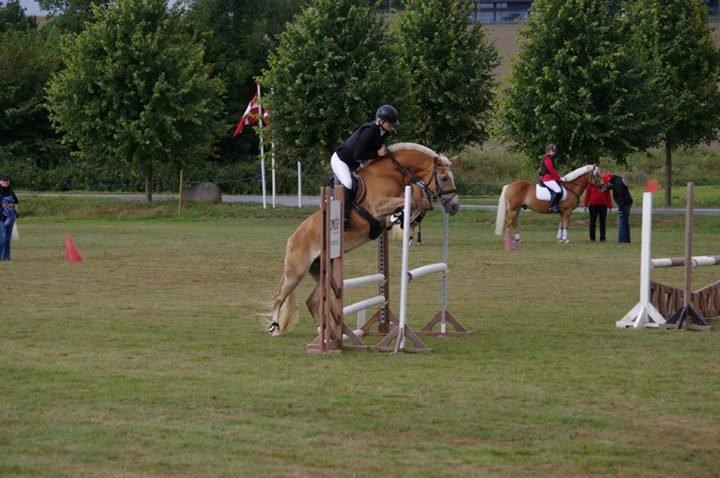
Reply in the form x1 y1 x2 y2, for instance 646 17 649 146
376 104 399 127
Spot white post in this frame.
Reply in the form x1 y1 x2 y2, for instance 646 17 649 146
440 212 449 334
395 186 412 352
297 160 302 208
616 192 666 328
271 141 276 208
257 83 267 209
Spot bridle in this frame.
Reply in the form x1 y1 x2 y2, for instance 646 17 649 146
387 151 458 209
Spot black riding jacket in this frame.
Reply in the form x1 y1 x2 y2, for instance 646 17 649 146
335 122 387 171
606 175 633 207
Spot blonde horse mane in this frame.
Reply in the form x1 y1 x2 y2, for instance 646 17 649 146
389 142 452 167
561 164 596 182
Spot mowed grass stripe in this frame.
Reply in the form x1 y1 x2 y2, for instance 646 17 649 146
1 204 719 476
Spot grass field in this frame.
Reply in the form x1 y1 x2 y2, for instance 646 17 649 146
2 199 719 477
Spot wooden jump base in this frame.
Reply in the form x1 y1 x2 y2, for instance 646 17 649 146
617 182 717 330
307 184 428 355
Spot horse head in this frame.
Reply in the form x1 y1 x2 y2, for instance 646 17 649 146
387 143 460 215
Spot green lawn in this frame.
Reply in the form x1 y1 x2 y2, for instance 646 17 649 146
1 199 719 477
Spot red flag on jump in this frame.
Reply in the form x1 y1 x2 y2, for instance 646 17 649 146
645 181 662 193
233 93 262 137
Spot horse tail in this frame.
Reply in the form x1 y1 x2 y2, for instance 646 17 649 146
277 287 299 334
494 185 508 236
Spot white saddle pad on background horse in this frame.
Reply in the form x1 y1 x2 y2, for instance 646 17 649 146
535 184 568 202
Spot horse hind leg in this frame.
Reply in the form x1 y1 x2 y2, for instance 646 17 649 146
504 206 520 250
270 241 318 336
305 258 322 329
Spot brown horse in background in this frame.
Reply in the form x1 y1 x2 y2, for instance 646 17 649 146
494 165 602 248
268 143 460 336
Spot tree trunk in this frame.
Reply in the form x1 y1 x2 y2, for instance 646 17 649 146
144 161 153 202
664 141 672 207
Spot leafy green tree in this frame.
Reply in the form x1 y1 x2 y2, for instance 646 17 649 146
629 0 720 206
394 0 498 152
0 0 37 32
47 0 224 200
37 0 112 33
183 0 306 164
498 0 658 168
260 0 404 166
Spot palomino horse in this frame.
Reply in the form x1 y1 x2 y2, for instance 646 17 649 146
268 143 460 336
494 165 602 247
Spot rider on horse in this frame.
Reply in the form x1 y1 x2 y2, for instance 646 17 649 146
331 105 399 229
539 143 562 214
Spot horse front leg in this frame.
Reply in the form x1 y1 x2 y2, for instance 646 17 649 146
558 209 571 244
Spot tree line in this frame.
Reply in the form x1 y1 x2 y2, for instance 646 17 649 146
0 0 718 204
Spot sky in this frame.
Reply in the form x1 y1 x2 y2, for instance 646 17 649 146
19 0 47 16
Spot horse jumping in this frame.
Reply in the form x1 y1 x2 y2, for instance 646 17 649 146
268 143 460 336
494 165 602 247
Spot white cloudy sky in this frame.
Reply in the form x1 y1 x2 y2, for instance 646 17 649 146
19 0 47 15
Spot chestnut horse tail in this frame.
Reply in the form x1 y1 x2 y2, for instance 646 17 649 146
494 185 508 236
277 287 299 334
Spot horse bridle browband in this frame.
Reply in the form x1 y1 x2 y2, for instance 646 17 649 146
387 152 458 208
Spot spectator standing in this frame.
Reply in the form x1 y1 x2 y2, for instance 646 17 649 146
584 181 613 242
0 174 18 260
602 172 633 243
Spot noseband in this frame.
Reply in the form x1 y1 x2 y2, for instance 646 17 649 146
387 152 458 208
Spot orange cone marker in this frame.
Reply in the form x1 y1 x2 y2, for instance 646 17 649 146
65 235 84 263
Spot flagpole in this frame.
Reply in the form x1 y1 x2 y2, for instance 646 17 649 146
257 82 267 209
297 160 302 208
271 141 276 208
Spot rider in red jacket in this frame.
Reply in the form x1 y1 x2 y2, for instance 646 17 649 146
538 144 562 213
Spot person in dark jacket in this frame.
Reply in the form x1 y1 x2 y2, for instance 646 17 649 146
602 172 633 243
538 144 562 213
0 174 18 260
331 105 399 229
583 181 613 242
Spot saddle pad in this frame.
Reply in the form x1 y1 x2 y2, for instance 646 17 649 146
535 184 567 202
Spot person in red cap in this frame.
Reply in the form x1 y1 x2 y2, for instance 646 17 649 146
602 172 633 243
538 144 562 213
584 175 613 242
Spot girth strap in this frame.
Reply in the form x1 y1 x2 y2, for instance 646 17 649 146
352 203 384 240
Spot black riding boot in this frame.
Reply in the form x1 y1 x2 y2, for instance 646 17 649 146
343 178 357 230
549 192 561 214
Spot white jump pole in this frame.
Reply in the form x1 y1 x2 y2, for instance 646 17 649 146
271 141 276 208
297 160 303 208
395 186 412 352
616 191 666 328
440 212 449 334
257 83 267 209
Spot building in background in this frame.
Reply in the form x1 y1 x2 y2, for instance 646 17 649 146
382 1 720 23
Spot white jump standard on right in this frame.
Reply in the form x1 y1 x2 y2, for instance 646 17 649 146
617 182 716 330
617 191 666 329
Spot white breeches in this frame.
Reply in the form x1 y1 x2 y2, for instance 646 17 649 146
543 180 561 193
331 153 352 189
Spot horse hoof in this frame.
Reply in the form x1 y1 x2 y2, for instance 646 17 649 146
268 321 281 336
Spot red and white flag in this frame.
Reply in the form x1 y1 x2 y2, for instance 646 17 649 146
233 93 261 137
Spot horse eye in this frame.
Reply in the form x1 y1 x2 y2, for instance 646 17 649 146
441 175 449 181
